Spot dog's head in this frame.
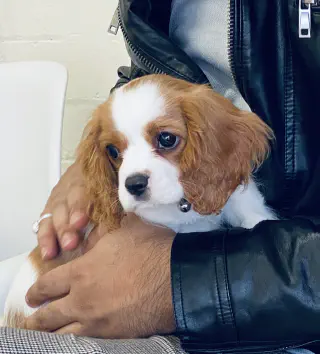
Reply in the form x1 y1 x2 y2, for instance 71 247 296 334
78 75 272 226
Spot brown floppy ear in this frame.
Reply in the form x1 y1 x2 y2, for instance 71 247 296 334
179 85 273 215
77 108 122 229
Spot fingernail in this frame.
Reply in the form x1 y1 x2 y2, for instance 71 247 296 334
25 295 36 308
25 294 31 305
41 248 48 260
70 211 84 225
62 232 74 249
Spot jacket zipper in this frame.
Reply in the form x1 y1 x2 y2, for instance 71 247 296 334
227 0 237 86
108 5 168 75
299 0 320 38
108 6 120 35
117 8 165 75
109 4 212 83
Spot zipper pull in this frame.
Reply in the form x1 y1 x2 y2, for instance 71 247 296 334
299 0 311 38
108 7 120 35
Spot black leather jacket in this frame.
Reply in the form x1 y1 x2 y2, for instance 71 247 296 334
113 1 320 352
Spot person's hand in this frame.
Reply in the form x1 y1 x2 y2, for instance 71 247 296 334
25 214 176 338
38 162 90 260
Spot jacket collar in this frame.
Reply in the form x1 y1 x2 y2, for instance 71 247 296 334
119 0 209 84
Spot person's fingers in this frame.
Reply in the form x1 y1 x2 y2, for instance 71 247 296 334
70 211 89 229
52 202 79 251
37 217 58 260
25 299 73 332
54 322 84 335
26 265 71 307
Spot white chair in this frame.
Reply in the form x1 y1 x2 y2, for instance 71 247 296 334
0 61 67 315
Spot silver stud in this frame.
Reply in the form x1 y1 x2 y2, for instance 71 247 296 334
179 198 191 213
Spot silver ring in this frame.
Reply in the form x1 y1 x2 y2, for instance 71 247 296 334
83 223 95 240
32 213 53 234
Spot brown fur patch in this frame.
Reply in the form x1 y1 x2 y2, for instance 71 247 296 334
77 99 123 229
132 75 273 214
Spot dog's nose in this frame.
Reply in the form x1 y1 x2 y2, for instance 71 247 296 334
125 174 149 196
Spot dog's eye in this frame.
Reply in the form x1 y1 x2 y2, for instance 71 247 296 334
106 144 119 159
157 132 180 150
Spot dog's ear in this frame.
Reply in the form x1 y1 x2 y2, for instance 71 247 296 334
77 107 122 229
179 85 273 215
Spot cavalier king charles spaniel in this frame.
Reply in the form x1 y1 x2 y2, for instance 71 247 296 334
3 74 276 328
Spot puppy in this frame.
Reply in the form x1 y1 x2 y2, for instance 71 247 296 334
3 74 276 329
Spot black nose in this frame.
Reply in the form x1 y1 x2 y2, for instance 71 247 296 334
125 174 149 196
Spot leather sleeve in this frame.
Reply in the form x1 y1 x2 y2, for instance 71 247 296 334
171 218 320 349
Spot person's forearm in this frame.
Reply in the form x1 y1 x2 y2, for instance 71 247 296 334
171 218 320 350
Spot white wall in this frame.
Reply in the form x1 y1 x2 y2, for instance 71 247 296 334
0 0 130 172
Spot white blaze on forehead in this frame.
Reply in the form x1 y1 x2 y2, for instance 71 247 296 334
112 80 184 218
111 82 165 142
